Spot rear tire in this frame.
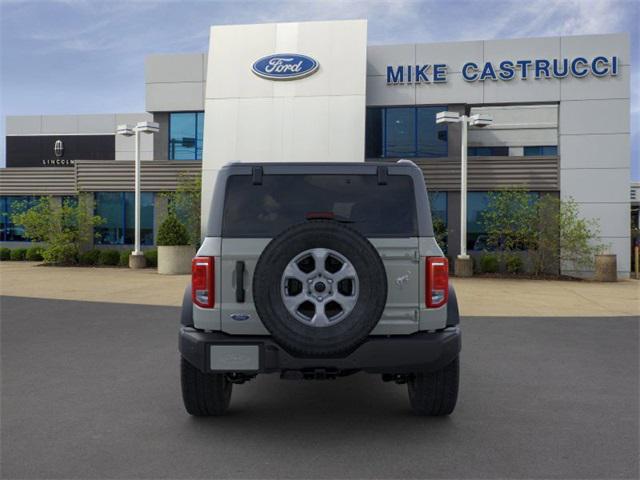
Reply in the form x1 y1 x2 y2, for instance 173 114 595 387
407 357 459 416
181 357 232 416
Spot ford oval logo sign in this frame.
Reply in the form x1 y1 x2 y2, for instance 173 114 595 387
252 53 319 81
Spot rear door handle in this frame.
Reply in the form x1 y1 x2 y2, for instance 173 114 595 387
235 261 245 303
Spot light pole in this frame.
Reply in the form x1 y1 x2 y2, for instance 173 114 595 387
116 121 159 268
436 111 492 276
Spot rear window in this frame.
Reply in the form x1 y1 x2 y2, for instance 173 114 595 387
222 174 417 237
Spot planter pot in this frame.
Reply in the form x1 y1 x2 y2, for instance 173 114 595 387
594 254 617 282
158 245 195 275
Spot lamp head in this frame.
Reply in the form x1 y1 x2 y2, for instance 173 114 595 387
469 114 493 127
116 124 135 137
436 111 461 124
135 121 160 134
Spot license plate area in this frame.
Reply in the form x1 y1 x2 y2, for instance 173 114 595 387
209 345 260 372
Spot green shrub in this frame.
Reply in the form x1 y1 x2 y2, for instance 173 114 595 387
479 254 499 273
99 249 120 266
25 246 44 261
11 195 103 265
0 248 10 261
505 254 524 274
144 249 158 268
79 249 101 266
42 244 78 265
10 248 27 261
119 250 130 267
157 214 189 246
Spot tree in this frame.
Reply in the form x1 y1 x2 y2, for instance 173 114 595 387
157 213 190 246
11 196 104 265
480 188 537 252
432 216 448 254
164 173 201 247
480 190 604 276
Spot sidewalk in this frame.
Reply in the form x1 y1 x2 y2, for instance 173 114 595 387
0 262 638 317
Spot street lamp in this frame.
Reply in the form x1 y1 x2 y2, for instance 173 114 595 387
436 111 492 276
116 121 159 268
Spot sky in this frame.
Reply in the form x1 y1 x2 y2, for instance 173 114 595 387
1 0 638 178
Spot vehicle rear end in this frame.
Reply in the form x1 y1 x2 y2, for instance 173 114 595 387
180 161 460 416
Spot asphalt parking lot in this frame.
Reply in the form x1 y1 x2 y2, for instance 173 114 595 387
1 296 638 479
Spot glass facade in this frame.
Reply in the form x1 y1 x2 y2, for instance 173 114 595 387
365 106 448 158
524 145 558 156
467 191 540 252
428 191 447 225
95 192 154 245
428 191 448 253
0 196 38 242
468 146 509 156
169 112 204 160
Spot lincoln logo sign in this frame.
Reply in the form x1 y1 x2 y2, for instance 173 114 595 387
252 53 319 80
386 55 620 84
54 139 64 158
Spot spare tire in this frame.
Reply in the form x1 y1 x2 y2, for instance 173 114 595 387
253 220 387 357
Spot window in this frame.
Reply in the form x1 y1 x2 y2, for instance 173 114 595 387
0 196 39 242
428 191 448 253
428 191 447 226
366 106 448 158
468 146 509 156
95 192 154 245
169 112 204 160
524 146 558 156
222 174 417 238
467 192 491 252
467 191 540 251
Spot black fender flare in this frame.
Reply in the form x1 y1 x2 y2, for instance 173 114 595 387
181 285 193 327
447 282 460 327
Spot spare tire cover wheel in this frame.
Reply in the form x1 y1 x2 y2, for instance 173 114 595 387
253 220 387 357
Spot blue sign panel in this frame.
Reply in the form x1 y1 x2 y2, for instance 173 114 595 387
386 55 620 84
252 53 319 80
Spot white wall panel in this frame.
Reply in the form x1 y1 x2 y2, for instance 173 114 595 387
415 73 483 104
560 168 629 203
576 202 629 238
146 82 205 112
366 44 415 76
483 77 561 103
6 116 42 134
41 116 78 134
201 20 367 226
146 53 205 83
560 134 629 169
560 99 629 135
415 41 483 73
366 75 415 106
560 33 630 65
560 65 630 101
483 36 561 64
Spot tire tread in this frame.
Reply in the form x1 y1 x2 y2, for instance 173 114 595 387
408 357 459 416
181 357 232 416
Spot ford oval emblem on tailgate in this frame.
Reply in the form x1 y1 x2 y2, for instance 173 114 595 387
252 53 319 80
230 313 250 321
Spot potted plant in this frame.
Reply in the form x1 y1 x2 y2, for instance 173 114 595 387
156 214 194 274
594 245 616 282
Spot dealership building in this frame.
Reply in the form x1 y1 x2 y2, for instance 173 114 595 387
0 20 633 277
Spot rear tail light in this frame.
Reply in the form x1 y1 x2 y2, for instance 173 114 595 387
426 257 449 308
192 256 214 308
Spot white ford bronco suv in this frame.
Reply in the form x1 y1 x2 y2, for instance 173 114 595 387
180 161 461 416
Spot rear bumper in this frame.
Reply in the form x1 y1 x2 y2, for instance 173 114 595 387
179 326 461 375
